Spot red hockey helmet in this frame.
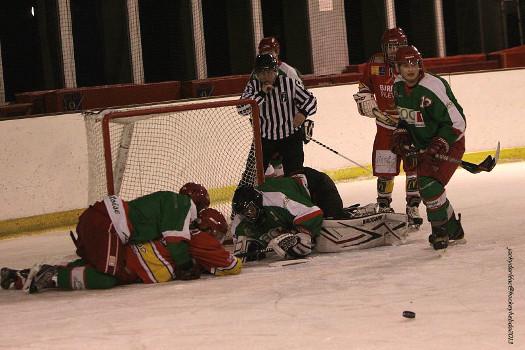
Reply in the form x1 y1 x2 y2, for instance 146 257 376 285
179 182 210 212
198 208 228 242
381 27 408 63
258 36 280 55
395 45 424 70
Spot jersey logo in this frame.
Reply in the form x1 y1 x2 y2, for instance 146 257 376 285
398 107 425 127
420 96 432 108
280 92 288 102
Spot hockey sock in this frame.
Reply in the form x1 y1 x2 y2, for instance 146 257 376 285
377 177 394 207
57 266 119 290
419 176 460 234
405 174 420 205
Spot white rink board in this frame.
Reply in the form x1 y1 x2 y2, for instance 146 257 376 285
1 69 524 220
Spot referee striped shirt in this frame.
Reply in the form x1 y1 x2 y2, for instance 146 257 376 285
237 75 317 140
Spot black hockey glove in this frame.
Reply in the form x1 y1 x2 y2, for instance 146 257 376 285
301 119 314 144
422 137 449 172
391 128 412 156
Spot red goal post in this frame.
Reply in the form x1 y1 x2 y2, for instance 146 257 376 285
84 99 264 220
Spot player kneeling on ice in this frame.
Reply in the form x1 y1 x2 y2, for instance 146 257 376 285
232 178 323 261
1 186 242 293
391 46 466 250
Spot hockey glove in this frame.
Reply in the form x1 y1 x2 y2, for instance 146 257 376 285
391 128 412 156
175 260 201 281
301 119 314 144
353 92 378 118
422 137 450 171
268 232 312 259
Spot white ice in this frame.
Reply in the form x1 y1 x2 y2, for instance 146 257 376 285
1 162 524 350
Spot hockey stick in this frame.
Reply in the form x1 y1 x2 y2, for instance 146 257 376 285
434 141 500 174
234 247 274 259
307 137 373 174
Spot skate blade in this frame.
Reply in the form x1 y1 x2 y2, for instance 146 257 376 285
449 238 467 246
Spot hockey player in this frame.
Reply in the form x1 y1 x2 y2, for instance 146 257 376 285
391 45 466 250
1 208 242 293
231 177 323 260
353 27 422 227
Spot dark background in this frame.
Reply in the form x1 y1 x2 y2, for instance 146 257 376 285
1 0 523 101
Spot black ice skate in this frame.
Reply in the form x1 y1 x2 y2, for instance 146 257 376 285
428 214 465 250
0 267 30 290
428 225 449 250
26 264 58 294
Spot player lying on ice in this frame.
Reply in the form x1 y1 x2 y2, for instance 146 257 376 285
1 184 242 293
231 175 408 262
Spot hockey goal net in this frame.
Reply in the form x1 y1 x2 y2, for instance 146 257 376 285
84 99 264 221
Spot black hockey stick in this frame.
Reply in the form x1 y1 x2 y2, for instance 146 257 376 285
307 137 373 174
234 247 274 259
434 141 500 174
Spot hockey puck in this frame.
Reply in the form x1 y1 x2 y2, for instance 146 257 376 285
402 311 416 319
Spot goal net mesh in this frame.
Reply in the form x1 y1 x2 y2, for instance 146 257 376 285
84 99 263 221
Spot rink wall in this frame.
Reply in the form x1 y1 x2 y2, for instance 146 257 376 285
1 68 525 233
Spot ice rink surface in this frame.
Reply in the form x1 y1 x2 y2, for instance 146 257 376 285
1 162 524 350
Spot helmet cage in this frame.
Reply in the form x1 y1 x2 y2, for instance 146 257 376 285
381 28 408 63
233 186 263 223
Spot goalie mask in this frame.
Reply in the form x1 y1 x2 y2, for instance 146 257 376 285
232 185 263 223
198 208 228 243
179 182 210 212
381 27 408 64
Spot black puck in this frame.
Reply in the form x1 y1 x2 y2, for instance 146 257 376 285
402 311 416 318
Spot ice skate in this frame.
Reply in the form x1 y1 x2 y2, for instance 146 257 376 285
406 205 423 228
428 227 449 250
377 197 394 213
26 264 58 294
0 267 30 290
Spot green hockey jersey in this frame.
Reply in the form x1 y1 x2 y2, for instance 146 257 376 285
232 178 323 246
393 72 466 149
128 191 198 267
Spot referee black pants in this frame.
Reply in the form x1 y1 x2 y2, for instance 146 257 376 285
262 131 304 176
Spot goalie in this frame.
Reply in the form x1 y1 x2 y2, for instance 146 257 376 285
232 177 408 261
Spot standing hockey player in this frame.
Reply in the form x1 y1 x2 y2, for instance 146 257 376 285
237 53 317 190
353 27 422 227
1 208 242 293
231 177 323 261
391 45 466 250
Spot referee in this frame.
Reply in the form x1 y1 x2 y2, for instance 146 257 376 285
237 54 317 187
